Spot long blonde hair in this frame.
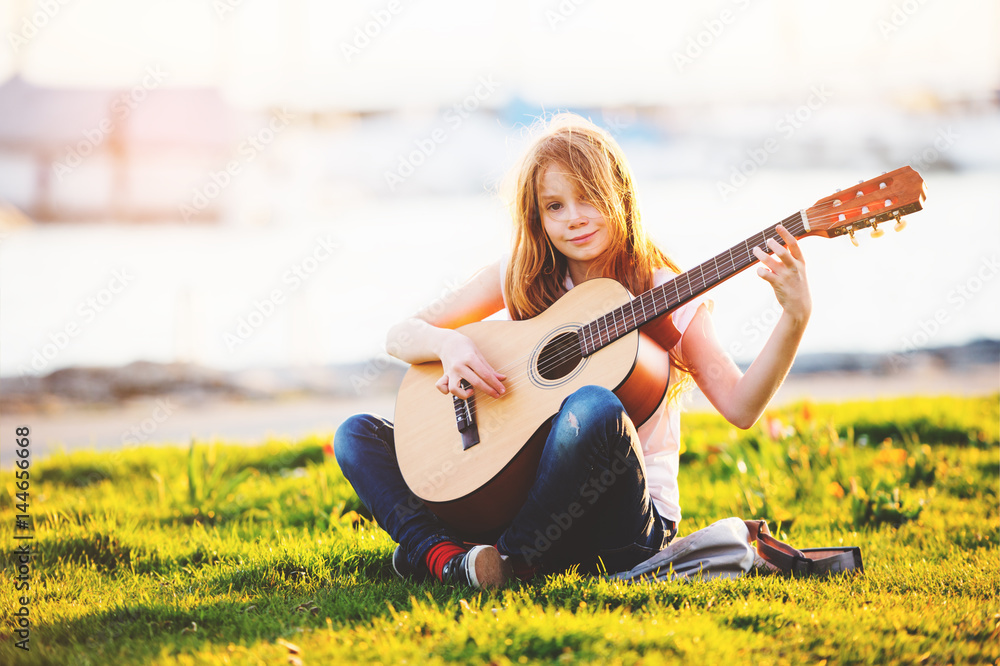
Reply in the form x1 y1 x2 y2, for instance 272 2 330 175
502 113 694 396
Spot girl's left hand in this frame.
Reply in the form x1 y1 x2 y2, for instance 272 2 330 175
752 224 811 324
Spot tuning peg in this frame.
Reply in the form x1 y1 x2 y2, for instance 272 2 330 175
871 223 884 238
894 217 907 232
885 199 892 207
856 190 864 198
849 229 859 247
879 182 887 189
858 179 864 184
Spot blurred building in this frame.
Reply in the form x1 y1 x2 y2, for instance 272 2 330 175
0 75 236 222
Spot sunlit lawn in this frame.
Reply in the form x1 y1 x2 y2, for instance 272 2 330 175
1 395 997 664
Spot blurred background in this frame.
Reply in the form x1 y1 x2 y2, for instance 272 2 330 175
1 0 998 458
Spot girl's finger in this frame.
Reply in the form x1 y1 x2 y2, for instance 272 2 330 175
756 265 776 283
775 225 804 261
753 245 781 272
471 356 506 397
767 238 796 268
450 374 473 399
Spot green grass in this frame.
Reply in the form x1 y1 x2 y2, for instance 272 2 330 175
1 395 998 665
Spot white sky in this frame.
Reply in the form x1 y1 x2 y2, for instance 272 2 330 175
1 0 997 109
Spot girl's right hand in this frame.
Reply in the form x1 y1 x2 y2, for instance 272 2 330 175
435 331 506 399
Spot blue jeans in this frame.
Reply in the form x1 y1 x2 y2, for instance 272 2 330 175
334 385 674 576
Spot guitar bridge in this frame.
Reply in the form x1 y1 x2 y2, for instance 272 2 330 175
452 380 480 450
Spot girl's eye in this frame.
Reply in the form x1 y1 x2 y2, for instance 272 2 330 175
546 202 562 212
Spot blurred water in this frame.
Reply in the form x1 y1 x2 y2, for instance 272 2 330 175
1 170 998 378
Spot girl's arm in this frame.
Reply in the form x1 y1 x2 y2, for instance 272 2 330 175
678 225 811 429
386 260 508 399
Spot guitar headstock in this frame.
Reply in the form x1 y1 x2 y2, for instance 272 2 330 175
802 166 926 242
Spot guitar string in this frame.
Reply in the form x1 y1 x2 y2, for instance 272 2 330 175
482 210 809 379
458 205 850 414
467 211 813 391
457 223 865 421
450 201 894 417
464 200 881 407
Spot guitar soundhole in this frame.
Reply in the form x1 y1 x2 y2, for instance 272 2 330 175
537 332 583 381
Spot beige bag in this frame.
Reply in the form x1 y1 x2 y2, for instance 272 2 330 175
611 517 863 582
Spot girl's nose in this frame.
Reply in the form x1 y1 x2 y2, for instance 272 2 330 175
567 204 588 225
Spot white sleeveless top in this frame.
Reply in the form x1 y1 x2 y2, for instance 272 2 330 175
497 257 711 523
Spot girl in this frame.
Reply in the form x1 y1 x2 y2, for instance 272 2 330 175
335 113 811 589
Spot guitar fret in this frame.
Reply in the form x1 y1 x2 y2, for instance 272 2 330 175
583 213 815 355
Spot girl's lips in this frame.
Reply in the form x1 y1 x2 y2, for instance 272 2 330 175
568 231 596 244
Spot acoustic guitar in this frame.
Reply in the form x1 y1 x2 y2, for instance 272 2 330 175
394 166 926 538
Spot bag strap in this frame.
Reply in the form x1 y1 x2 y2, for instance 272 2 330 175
744 520 863 577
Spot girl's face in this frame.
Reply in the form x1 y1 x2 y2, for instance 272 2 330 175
537 165 612 282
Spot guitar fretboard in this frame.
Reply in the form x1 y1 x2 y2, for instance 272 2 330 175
579 211 807 356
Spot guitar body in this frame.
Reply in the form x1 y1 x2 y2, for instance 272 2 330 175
394 278 672 539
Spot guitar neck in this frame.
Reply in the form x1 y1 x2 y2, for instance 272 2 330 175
579 209 808 356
